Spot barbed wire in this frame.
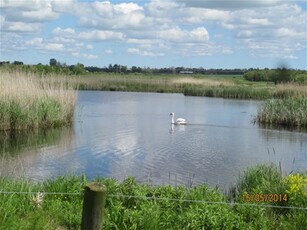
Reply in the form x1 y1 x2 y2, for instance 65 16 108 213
0 191 306 211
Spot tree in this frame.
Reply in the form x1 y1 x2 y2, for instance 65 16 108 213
13 61 23 65
72 63 85 74
49 58 57 66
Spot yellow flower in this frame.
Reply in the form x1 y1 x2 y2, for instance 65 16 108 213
284 173 307 197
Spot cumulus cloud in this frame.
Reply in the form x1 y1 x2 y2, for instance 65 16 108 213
0 0 58 34
70 1 150 30
1 21 42 33
227 4 306 58
52 27 76 36
71 52 98 59
51 0 76 13
1 0 305 64
174 0 289 9
78 30 125 41
1 0 58 23
127 48 165 57
104 49 113 55
24 37 64 51
157 26 209 43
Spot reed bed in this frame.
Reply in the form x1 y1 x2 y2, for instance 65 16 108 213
184 85 274 99
0 71 76 131
256 97 307 127
276 83 307 98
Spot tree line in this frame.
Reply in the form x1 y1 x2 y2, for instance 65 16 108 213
0 59 306 83
0 58 247 75
243 68 307 84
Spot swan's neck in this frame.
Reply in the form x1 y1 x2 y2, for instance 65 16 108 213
171 114 175 124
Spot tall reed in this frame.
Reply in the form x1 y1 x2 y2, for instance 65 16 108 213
0 71 76 131
255 97 307 127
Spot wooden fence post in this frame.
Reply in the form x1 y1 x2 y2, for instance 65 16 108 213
81 182 107 230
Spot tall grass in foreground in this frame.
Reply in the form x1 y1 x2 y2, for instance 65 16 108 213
0 71 76 131
256 97 307 128
0 164 306 229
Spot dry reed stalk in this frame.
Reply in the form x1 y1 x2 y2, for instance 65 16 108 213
171 77 235 87
276 83 307 98
0 71 76 130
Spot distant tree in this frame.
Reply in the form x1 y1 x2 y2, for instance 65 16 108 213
0 61 10 66
113 64 120 73
13 61 23 65
273 67 290 84
121 65 128 73
49 58 57 66
72 63 85 74
131 66 137 73
108 64 113 72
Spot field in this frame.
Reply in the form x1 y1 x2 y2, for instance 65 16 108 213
0 164 306 229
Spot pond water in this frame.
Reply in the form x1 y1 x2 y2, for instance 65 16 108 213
1 91 306 190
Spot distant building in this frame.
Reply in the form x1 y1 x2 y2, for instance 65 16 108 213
179 70 193 74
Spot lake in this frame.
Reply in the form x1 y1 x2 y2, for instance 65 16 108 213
1 91 306 190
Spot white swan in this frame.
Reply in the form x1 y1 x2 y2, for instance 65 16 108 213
170 112 187 125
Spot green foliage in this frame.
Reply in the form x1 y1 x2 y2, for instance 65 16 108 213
0 165 306 229
244 69 307 84
291 73 307 83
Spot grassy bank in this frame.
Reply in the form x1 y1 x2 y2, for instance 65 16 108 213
2 70 306 100
0 71 76 131
47 73 307 100
0 164 306 229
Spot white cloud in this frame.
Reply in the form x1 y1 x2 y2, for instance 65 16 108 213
25 37 43 46
52 27 76 36
157 26 209 43
177 8 230 24
51 0 76 13
24 37 64 51
2 0 58 23
2 21 41 33
73 1 149 30
86 44 93 50
104 49 113 55
1 0 52 10
0 0 305 66
78 30 125 41
83 53 98 59
0 0 58 34
127 48 164 57
174 0 290 9
45 43 64 51
227 4 306 58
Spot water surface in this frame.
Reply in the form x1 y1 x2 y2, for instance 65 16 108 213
1 91 306 189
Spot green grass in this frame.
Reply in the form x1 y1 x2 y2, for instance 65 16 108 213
0 164 306 229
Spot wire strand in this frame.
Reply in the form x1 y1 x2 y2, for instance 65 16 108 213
0 191 306 211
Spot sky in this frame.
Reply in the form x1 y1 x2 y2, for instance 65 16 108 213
0 0 306 69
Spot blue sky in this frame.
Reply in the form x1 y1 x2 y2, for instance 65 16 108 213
0 0 306 69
